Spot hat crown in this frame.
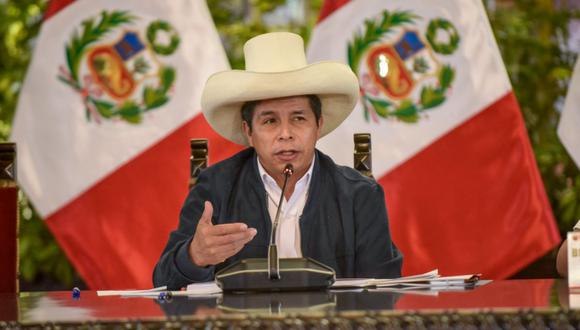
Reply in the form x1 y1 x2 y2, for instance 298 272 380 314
244 32 307 72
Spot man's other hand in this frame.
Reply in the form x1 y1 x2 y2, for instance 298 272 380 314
189 201 257 267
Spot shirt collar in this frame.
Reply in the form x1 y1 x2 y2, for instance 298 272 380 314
257 154 315 193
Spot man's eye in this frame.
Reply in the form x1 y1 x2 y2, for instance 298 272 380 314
293 116 306 121
263 118 276 125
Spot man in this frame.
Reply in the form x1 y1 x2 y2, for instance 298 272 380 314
153 32 402 289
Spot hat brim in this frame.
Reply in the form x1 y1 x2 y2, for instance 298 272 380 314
201 61 360 146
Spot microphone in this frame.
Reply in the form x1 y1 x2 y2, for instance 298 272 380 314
268 164 294 280
215 162 336 292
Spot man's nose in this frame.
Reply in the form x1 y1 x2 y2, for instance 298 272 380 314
277 121 294 141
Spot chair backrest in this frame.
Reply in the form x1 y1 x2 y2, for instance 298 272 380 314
0 142 18 293
354 133 373 178
188 134 374 187
189 139 209 189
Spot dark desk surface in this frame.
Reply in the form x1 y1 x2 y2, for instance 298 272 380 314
0 279 575 325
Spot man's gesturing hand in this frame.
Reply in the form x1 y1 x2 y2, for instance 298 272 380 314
189 201 257 267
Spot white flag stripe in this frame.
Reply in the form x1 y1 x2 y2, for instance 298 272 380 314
12 0 228 216
308 0 511 177
558 58 580 168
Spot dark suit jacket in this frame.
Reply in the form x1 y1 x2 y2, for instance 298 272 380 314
153 148 402 289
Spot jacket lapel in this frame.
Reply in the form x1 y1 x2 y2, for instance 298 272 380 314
299 151 322 257
245 151 272 247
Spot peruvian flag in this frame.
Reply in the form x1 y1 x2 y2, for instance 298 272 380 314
308 0 560 278
11 0 242 289
559 58 580 168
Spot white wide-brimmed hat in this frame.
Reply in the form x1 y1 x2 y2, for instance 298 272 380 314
201 32 359 146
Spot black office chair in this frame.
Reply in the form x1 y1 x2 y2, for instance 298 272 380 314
353 133 373 179
189 139 208 189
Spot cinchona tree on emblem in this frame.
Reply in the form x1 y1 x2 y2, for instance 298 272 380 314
347 10 460 123
57 10 181 124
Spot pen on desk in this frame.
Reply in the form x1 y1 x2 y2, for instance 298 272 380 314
72 287 81 299
157 291 173 302
430 274 480 287
429 280 470 286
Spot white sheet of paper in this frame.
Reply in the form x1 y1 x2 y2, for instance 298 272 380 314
568 231 580 287
96 281 222 297
121 282 222 297
570 293 580 309
185 281 222 295
331 278 373 288
331 269 439 288
370 269 440 287
97 286 167 296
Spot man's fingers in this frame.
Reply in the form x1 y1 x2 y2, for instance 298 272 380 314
206 245 240 264
193 212 257 266
210 228 257 246
199 226 256 249
199 201 213 225
233 228 257 246
214 229 256 254
205 229 257 261
214 242 247 262
208 222 250 236
194 228 257 266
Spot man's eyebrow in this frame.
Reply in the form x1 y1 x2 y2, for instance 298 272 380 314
256 110 275 117
256 109 307 117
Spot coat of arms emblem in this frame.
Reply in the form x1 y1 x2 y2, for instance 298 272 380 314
348 10 460 123
58 11 180 124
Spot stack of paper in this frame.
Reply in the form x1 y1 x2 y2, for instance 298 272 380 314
97 286 168 297
183 282 222 295
97 282 221 297
331 270 484 290
97 270 485 297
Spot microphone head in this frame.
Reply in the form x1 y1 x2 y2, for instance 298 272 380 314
283 164 294 176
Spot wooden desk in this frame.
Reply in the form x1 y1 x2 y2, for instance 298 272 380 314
1 279 578 328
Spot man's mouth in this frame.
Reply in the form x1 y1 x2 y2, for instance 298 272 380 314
274 150 299 161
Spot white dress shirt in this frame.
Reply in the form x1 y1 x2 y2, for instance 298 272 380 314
257 157 315 258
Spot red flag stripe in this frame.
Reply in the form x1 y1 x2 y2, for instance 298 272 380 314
379 92 559 279
45 113 243 289
44 0 76 21
318 0 350 23
317 0 351 23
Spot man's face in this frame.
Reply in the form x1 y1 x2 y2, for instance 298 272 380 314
242 96 322 179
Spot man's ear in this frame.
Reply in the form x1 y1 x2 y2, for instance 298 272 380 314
242 121 253 146
316 115 324 139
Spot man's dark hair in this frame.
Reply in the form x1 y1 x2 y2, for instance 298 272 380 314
241 95 321 131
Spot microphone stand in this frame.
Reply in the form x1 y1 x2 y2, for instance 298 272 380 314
268 164 294 280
